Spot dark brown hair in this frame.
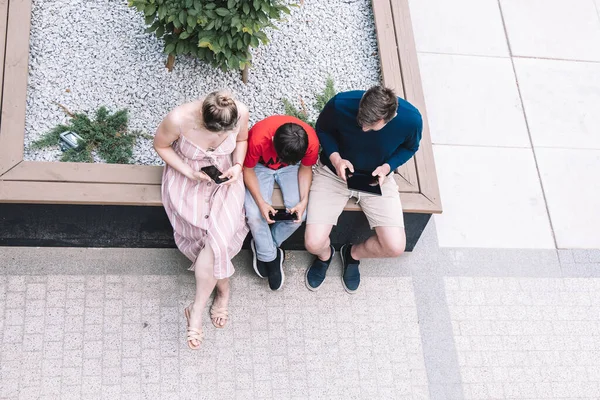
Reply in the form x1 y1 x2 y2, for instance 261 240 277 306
356 86 398 127
273 123 309 165
202 91 239 132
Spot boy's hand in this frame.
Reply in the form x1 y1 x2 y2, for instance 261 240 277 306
259 201 276 224
289 200 307 224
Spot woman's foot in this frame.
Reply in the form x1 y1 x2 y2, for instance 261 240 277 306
184 304 204 349
210 285 230 328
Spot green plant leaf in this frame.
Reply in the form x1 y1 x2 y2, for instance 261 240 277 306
250 35 259 47
242 3 250 14
204 2 216 10
185 16 195 27
158 5 167 19
165 43 176 54
176 41 186 55
179 10 187 24
179 31 190 39
215 8 229 17
227 0 236 9
198 40 211 48
144 4 156 16
194 0 202 12
255 31 268 44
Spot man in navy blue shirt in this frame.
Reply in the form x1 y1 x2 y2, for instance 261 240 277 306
304 86 422 293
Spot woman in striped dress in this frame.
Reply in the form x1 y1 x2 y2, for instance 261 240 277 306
154 91 249 349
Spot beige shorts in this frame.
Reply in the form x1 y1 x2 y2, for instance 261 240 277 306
306 162 405 229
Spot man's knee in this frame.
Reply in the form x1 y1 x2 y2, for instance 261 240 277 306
376 227 406 258
305 228 328 254
383 240 405 258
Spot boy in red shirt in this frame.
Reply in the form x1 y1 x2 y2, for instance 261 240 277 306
243 115 319 290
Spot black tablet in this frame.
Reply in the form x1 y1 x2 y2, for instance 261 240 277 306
346 169 382 196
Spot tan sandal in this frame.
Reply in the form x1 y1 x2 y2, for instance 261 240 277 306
184 306 204 350
210 305 229 329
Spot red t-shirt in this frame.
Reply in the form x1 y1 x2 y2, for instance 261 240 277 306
244 115 319 170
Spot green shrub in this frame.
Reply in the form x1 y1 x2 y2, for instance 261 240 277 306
31 107 147 164
128 0 293 73
283 77 336 127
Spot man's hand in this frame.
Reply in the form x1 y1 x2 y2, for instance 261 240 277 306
289 200 307 224
332 157 354 182
258 201 276 224
372 163 391 186
220 164 243 184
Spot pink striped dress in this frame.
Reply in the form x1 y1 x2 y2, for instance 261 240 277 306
161 133 248 279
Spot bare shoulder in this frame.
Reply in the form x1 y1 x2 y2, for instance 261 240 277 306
236 101 249 118
162 102 197 128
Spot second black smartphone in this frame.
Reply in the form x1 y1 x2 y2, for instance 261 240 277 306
201 165 229 184
270 210 298 221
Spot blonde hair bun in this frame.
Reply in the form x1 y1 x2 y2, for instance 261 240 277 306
202 90 238 133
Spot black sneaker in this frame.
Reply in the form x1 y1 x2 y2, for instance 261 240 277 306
340 244 360 294
266 248 285 291
250 239 268 279
305 245 335 291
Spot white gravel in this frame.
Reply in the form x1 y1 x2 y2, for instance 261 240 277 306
24 0 381 165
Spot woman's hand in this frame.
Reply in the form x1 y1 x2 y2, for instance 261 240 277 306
187 170 211 182
220 163 243 184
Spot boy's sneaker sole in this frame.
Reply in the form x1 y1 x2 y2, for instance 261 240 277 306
270 248 285 291
340 245 358 294
250 239 266 279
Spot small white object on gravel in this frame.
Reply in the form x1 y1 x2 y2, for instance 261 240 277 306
24 0 381 165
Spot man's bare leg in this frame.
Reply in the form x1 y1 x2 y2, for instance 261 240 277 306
350 226 406 260
304 223 335 260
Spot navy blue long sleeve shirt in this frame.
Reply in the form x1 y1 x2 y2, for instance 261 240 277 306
316 90 423 174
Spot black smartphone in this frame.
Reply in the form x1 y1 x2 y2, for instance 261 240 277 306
201 165 229 184
346 169 382 196
270 210 298 221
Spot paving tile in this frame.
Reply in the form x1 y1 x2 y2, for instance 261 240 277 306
0 272 427 399
500 0 600 61
514 58 600 150
447 277 600 399
536 148 600 248
433 145 554 248
418 53 529 147
408 0 509 56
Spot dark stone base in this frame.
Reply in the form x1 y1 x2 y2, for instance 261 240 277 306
0 204 430 252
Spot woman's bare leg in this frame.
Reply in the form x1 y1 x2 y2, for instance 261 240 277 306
187 244 216 347
211 278 231 327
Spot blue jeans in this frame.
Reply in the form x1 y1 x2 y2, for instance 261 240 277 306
244 164 306 262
